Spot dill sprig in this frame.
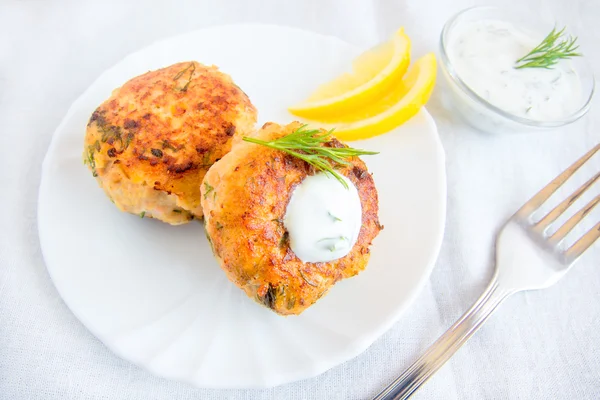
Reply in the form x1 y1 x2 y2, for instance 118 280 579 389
242 125 378 189
515 26 582 69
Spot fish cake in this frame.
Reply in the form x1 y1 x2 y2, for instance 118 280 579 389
83 61 257 224
201 121 382 315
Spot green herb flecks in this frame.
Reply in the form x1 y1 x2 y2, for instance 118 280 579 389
85 140 100 177
279 231 289 248
173 62 196 92
99 124 123 147
260 284 277 309
200 150 213 167
216 221 224 230
204 226 215 254
318 236 349 252
173 62 194 79
286 294 296 310
328 211 342 222
515 26 582 69
242 125 378 189
85 149 97 176
299 269 318 287
161 140 181 152
140 211 146 218
124 132 134 150
203 182 214 200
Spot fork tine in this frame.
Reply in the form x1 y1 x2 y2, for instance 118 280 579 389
549 194 600 245
564 221 600 260
535 171 600 231
517 143 600 218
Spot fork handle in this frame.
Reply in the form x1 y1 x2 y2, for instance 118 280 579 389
373 277 513 400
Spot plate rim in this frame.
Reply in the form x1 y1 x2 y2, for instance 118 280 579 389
38 22 447 389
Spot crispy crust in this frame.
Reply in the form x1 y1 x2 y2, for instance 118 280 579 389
201 121 382 315
83 61 257 223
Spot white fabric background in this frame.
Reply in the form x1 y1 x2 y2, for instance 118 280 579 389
1 0 600 399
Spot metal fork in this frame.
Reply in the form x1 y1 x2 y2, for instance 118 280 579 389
374 144 600 400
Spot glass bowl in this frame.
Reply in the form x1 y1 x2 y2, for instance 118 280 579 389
439 6 595 134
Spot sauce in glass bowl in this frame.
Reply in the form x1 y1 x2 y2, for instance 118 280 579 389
439 6 594 134
447 20 581 121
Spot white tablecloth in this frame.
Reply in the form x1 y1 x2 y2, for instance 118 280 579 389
2 0 600 399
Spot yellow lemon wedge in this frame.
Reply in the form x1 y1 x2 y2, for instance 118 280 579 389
311 53 437 141
288 28 411 119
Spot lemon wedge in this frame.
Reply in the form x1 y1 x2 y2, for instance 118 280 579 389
310 53 437 141
288 28 411 119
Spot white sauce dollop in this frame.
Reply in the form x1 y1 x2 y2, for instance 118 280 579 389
448 19 581 121
284 173 362 263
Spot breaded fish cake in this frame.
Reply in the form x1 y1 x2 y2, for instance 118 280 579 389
201 121 382 315
83 61 257 224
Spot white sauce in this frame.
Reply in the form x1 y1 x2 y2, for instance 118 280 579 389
448 20 581 121
284 173 362 263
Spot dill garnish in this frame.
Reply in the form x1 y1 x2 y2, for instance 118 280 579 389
515 26 582 69
242 125 378 189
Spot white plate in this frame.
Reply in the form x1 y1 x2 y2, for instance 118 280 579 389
38 24 446 388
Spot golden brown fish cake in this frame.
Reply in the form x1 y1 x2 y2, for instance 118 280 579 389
83 61 257 224
201 121 382 315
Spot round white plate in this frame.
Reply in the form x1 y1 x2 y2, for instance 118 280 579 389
38 24 446 388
